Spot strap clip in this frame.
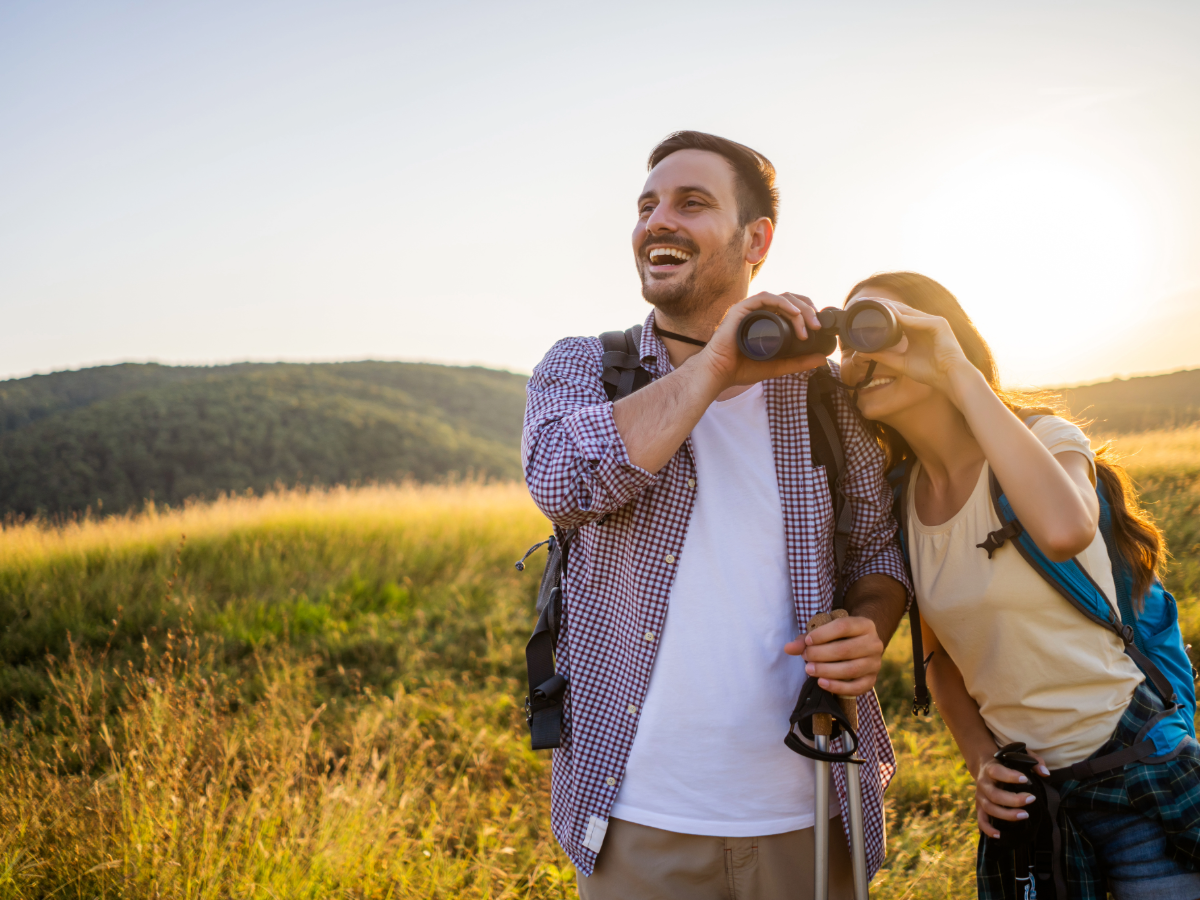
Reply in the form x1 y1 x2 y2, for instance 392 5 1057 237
977 520 1023 558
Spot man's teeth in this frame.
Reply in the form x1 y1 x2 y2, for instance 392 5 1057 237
863 376 895 390
648 247 693 264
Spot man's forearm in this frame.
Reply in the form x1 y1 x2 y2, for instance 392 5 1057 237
612 356 723 473
844 573 908 647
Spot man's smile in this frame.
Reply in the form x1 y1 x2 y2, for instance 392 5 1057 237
645 244 695 275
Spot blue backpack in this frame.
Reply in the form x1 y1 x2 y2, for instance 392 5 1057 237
891 443 1196 760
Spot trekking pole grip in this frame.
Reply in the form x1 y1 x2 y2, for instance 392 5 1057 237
807 611 836 737
828 609 859 732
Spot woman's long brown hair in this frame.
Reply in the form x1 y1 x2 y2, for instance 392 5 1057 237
846 271 1166 607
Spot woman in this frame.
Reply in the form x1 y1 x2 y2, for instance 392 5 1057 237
838 271 1200 899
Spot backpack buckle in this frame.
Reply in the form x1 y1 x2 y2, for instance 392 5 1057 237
976 520 1023 559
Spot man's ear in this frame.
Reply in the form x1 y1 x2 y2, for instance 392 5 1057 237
745 217 774 268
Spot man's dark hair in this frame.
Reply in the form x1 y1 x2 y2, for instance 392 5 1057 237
647 131 779 277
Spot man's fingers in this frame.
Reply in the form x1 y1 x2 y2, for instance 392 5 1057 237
814 674 877 696
781 293 822 334
805 616 875 645
805 657 880 684
802 634 882 665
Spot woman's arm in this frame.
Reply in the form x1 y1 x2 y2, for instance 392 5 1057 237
862 305 1098 561
944 363 1098 561
922 621 1048 838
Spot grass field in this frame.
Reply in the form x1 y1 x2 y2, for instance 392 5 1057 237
1 432 1198 899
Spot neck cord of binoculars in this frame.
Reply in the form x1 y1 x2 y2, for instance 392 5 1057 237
653 323 709 348
652 321 878 399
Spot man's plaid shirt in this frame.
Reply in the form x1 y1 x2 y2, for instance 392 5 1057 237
521 313 912 877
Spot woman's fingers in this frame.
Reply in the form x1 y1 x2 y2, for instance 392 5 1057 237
985 763 1030 787
978 808 1002 839
980 780 1035 808
978 795 1030 822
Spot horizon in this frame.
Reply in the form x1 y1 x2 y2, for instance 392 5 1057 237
3 354 1198 393
3 1 1199 387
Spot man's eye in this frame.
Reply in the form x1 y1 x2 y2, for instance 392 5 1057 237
640 204 655 215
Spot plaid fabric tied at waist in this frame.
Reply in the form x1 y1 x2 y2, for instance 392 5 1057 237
978 681 1200 899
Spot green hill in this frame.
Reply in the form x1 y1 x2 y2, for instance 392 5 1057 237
1060 368 1200 432
0 362 528 518
3 359 1195 519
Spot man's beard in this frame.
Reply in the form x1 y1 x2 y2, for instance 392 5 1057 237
639 231 745 320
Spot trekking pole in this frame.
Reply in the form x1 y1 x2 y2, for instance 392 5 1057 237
808 612 834 900
838 686 870 900
808 609 871 900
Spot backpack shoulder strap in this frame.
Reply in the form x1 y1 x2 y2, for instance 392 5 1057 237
600 326 649 401
889 457 931 715
981 468 1180 706
521 326 649 751
806 367 853 602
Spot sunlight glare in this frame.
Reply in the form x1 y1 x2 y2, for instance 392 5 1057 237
901 150 1153 385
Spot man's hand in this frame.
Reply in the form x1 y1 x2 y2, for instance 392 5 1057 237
697 291 827 392
785 616 884 696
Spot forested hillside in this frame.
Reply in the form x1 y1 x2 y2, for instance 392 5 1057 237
2 360 1196 518
0 362 528 517
1061 367 1200 431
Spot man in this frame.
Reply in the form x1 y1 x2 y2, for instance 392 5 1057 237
522 131 911 899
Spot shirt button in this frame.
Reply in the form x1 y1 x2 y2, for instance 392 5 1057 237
643 630 656 641
664 554 675 564
687 478 696 488
627 704 638 715
606 776 617 787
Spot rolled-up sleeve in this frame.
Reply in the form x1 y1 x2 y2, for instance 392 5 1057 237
522 337 658 528
827 364 914 600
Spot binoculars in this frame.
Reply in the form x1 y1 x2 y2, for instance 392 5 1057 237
737 299 902 361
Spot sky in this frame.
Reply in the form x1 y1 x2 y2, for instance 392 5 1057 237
2 0 1199 387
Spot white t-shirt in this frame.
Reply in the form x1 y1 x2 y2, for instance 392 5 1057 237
907 416 1143 769
610 383 820 836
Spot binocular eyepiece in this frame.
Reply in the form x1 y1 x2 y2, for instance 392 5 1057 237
737 299 902 361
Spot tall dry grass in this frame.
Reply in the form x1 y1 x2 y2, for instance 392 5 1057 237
1 438 1196 898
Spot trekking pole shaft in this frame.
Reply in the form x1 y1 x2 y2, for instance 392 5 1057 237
840 692 870 900
809 612 835 900
814 739 830 900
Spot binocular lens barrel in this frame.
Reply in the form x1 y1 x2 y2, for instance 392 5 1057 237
743 317 787 360
845 308 891 352
735 300 901 362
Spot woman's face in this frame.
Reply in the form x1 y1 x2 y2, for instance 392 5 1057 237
840 287 937 424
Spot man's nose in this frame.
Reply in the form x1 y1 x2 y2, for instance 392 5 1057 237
644 202 678 234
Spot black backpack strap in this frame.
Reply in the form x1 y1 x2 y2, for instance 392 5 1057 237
519 327 652 751
600 325 649 401
893 457 931 716
520 528 575 750
806 367 854 606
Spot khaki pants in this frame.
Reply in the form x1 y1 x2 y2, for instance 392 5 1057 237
577 817 855 900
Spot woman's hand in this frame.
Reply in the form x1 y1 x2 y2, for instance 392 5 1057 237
974 751 1050 839
854 300 975 396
